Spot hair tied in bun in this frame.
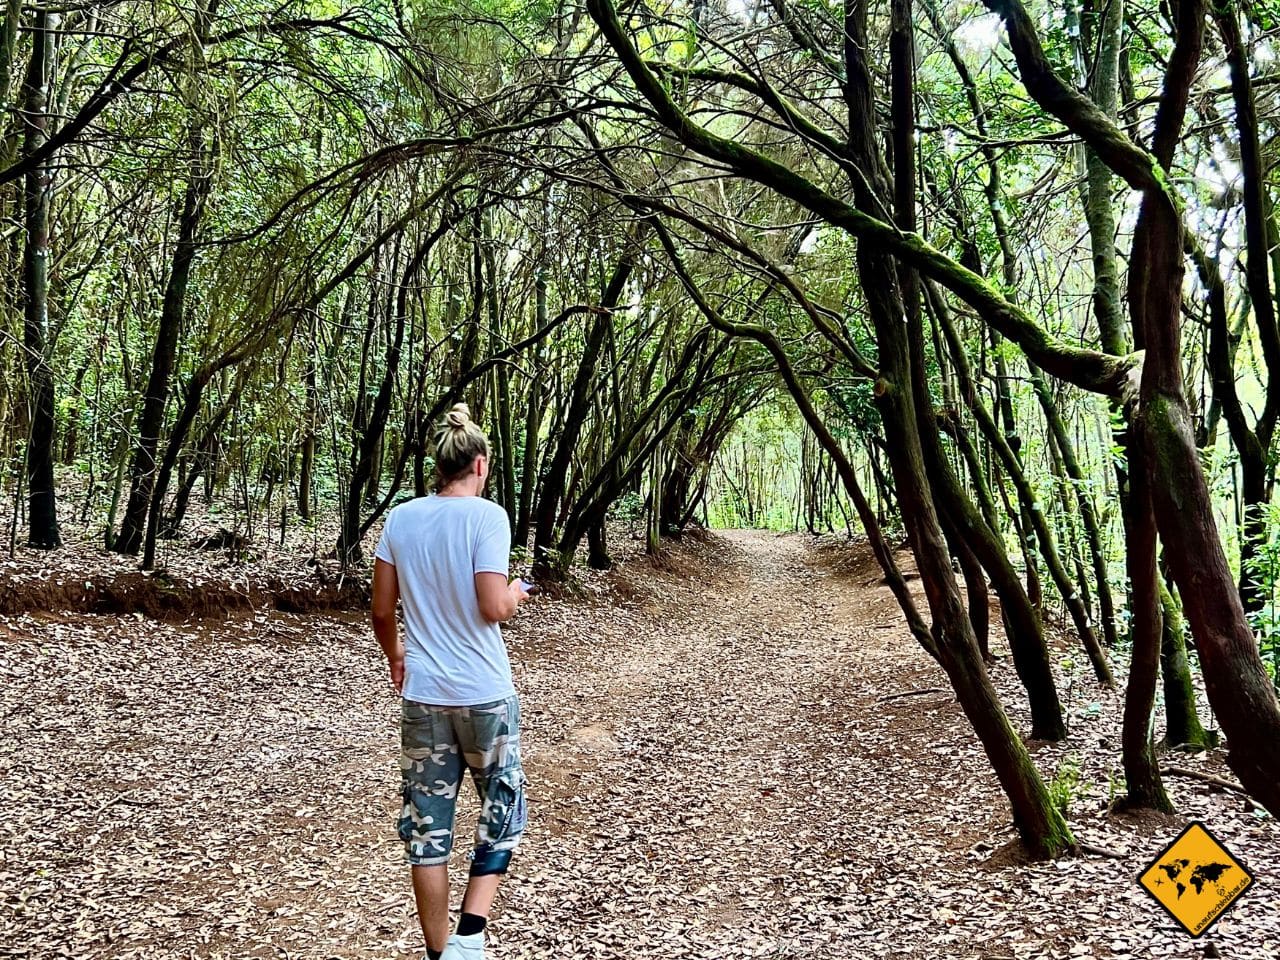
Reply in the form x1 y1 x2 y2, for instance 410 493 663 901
433 403 490 489
446 403 471 430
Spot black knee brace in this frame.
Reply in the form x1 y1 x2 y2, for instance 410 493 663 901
469 842 513 877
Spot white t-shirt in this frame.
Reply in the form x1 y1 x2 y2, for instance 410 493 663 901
374 494 516 706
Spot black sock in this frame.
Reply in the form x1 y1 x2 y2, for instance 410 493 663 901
426 950 442 960
456 913 488 937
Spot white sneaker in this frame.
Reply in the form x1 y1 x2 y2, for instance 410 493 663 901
439 931 485 960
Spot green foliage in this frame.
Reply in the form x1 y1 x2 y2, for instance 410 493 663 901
613 491 645 522
824 381 880 440
1106 406 1128 473
1106 767 1123 809
1243 501 1280 692
1048 753 1084 817
706 403 810 532
1253 1 1280 31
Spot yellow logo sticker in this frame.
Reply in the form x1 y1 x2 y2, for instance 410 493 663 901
1137 821 1254 937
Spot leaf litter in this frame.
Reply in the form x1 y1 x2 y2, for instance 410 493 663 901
1 529 1276 959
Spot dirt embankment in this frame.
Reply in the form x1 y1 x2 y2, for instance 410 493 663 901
0 566 369 620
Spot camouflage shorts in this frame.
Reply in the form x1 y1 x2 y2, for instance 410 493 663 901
398 694 528 873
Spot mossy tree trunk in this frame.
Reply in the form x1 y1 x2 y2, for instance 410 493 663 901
1125 0 1278 816
1118 448 1173 811
930 287 1067 736
1159 578 1216 750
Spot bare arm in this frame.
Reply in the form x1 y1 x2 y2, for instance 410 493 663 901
475 572 528 623
372 559 404 692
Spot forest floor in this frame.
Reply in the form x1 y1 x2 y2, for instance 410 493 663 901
1 529 1277 960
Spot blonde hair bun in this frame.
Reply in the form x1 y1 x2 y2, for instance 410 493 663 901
433 402 491 488
446 403 471 430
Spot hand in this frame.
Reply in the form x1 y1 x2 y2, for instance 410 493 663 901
509 578 530 605
388 655 404 694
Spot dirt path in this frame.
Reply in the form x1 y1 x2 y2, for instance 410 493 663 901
2 531 1276 959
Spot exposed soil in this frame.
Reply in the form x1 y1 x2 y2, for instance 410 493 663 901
1 530 1276 959
0 562 368 619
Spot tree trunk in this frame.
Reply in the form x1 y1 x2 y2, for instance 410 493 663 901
20 8 59 549
554 330 722 571
515 270 549 547
1213 5 1280 616
1159 576 1216 750
115 86 211 553
1031 368 1119 649
1078 0 1127 356
659 414 698 536
0 0 21 129
61 355 91 466
482 218 517 529
950 518 992 662
989 340 1043 612
1143 388 1280 814
142 362 252 568
339 236 423 561
929 288 1067 735
1118 448 1173 811
298 349 316 521
532 240 639 578
587 516 611 570
166 447 206 535
645 445 662 556
975 392 1113 685
924 436 1068 739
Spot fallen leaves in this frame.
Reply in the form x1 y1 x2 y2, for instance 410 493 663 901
0 530 1276 959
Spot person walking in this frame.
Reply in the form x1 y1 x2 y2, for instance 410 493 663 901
371 403 530 960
